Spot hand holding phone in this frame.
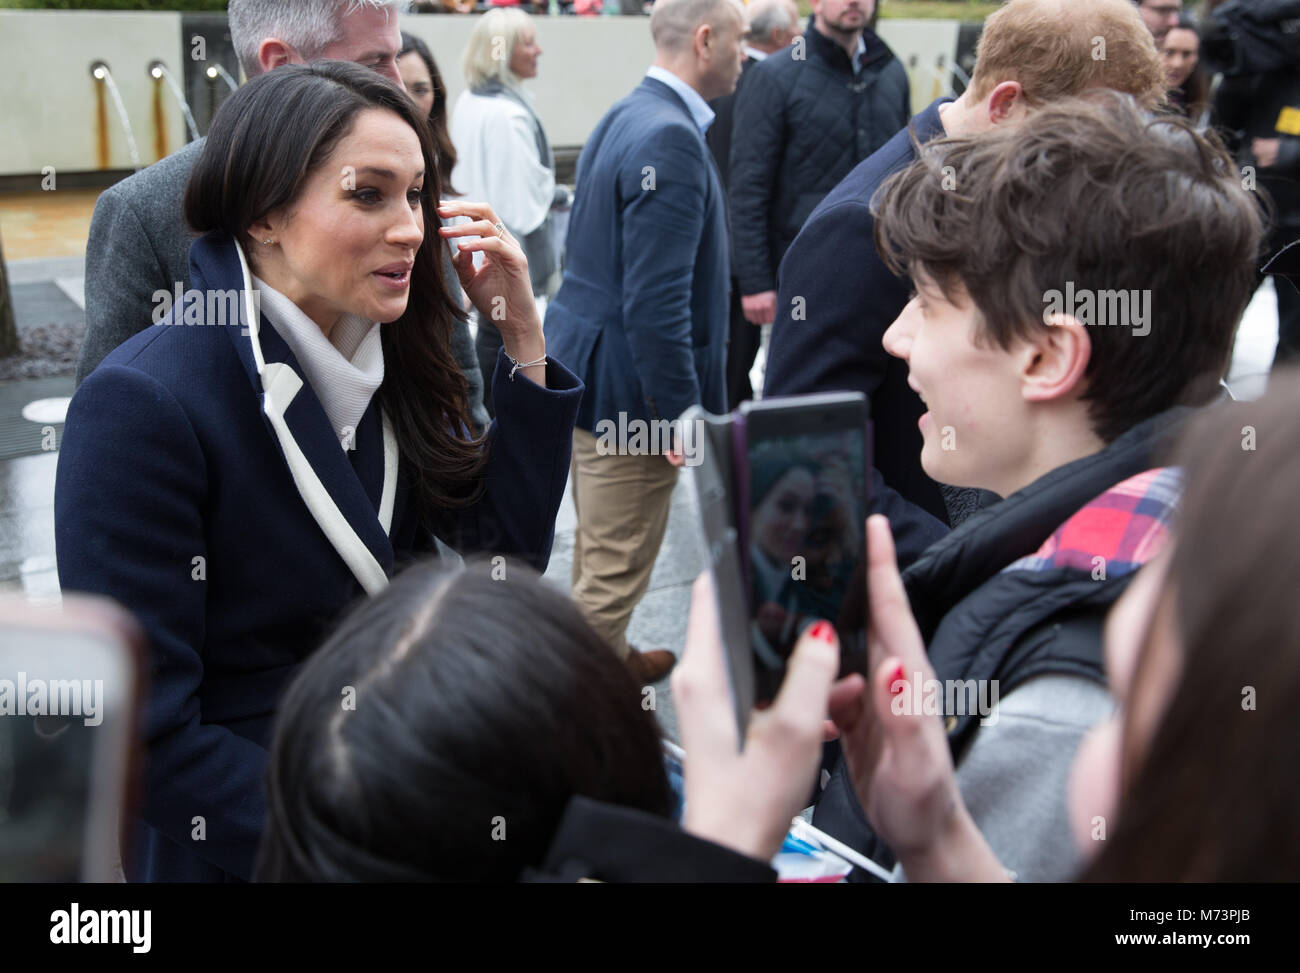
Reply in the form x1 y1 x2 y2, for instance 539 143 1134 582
684 391 871 740
674 573 841 862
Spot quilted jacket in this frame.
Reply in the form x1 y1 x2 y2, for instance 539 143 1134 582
729 17 909 295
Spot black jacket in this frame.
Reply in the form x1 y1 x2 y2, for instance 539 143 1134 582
763 100 954 569
525 796 777 882
706 54 761 197
729 18 909 295
812 407 1192 879
1215 62 1300 228
1209 0 1300 227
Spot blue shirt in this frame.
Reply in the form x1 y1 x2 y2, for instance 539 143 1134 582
645 65 716 134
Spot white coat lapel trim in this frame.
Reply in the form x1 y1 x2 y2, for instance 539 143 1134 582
379 411 397 536
234 239 392 594
262 364 389 595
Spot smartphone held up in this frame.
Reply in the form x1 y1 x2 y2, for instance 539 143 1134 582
684 392 871 740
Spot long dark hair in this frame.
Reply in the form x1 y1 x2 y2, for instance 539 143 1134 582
185 60 486 517
256 559 674 881
399 31 460 196
1083 374 1300 880
1167 14 1210 123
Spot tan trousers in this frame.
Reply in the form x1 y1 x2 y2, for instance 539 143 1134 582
569 427 679 659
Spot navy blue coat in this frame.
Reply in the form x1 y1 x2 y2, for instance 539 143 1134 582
544 76 729 430
764 98 953 566
54 231 583 882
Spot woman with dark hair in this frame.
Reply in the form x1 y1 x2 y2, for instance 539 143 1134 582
54 60 583 883
257 559 841 882
397 31 459 196
826 377 1300 881
1162 14 1212 129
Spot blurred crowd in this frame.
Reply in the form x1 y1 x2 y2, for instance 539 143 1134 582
409 0 647 17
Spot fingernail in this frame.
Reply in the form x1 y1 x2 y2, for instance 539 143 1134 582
808 620 835 644
889 664 906 695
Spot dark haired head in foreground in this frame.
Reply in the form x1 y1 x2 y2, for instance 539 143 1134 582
257 561 673 881
1079 372 1300 881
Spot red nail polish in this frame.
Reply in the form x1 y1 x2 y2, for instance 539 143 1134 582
889 664 907 695
808 620 835 643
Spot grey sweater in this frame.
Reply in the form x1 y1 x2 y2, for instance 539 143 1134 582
78 137 489 433
893 673 1114 883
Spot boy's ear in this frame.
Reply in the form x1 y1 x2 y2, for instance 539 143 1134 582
986 80 1024 126
1022 313 1092 404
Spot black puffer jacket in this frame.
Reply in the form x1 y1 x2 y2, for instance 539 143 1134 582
729 18 909 295
1215 63 1300 227
1208 0 1300 226
812 407 1193 880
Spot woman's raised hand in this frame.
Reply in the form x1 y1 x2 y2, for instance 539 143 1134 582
437 200 543 355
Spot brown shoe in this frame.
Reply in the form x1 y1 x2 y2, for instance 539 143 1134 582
626 647 677 684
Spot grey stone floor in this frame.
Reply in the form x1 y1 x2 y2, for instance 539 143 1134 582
0 255 1286 746
541 467 703 742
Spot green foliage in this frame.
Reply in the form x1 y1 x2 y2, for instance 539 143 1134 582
0 1 227 10
798 1 998 19
2 0 994 16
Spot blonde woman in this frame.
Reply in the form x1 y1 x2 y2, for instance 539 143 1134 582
451 9 569 416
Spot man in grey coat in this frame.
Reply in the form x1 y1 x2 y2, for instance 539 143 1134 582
77 0 489 432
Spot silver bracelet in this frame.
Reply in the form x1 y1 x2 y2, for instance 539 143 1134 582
506 352 547 382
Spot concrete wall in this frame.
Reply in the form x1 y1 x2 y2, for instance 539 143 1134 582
406 16 658 149
0 10 967 178
0 11 188 176
879 18 965 113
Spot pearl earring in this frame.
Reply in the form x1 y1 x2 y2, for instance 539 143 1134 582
263 238 273 245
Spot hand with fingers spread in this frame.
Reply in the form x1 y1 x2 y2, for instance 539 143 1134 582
673 572 841 862
826 515 1008 882
437 200 546 384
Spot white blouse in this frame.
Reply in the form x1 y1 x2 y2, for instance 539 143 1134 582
253 275 384 450
448 88 554 236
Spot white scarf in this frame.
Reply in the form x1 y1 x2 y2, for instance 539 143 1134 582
252 276 384 450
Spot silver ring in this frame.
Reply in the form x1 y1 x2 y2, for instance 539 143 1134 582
493 221 507 237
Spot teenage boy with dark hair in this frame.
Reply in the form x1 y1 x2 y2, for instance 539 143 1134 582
762 0 1169 564
813 91 1264 882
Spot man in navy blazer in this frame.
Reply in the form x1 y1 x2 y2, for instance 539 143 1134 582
544 0 746 683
